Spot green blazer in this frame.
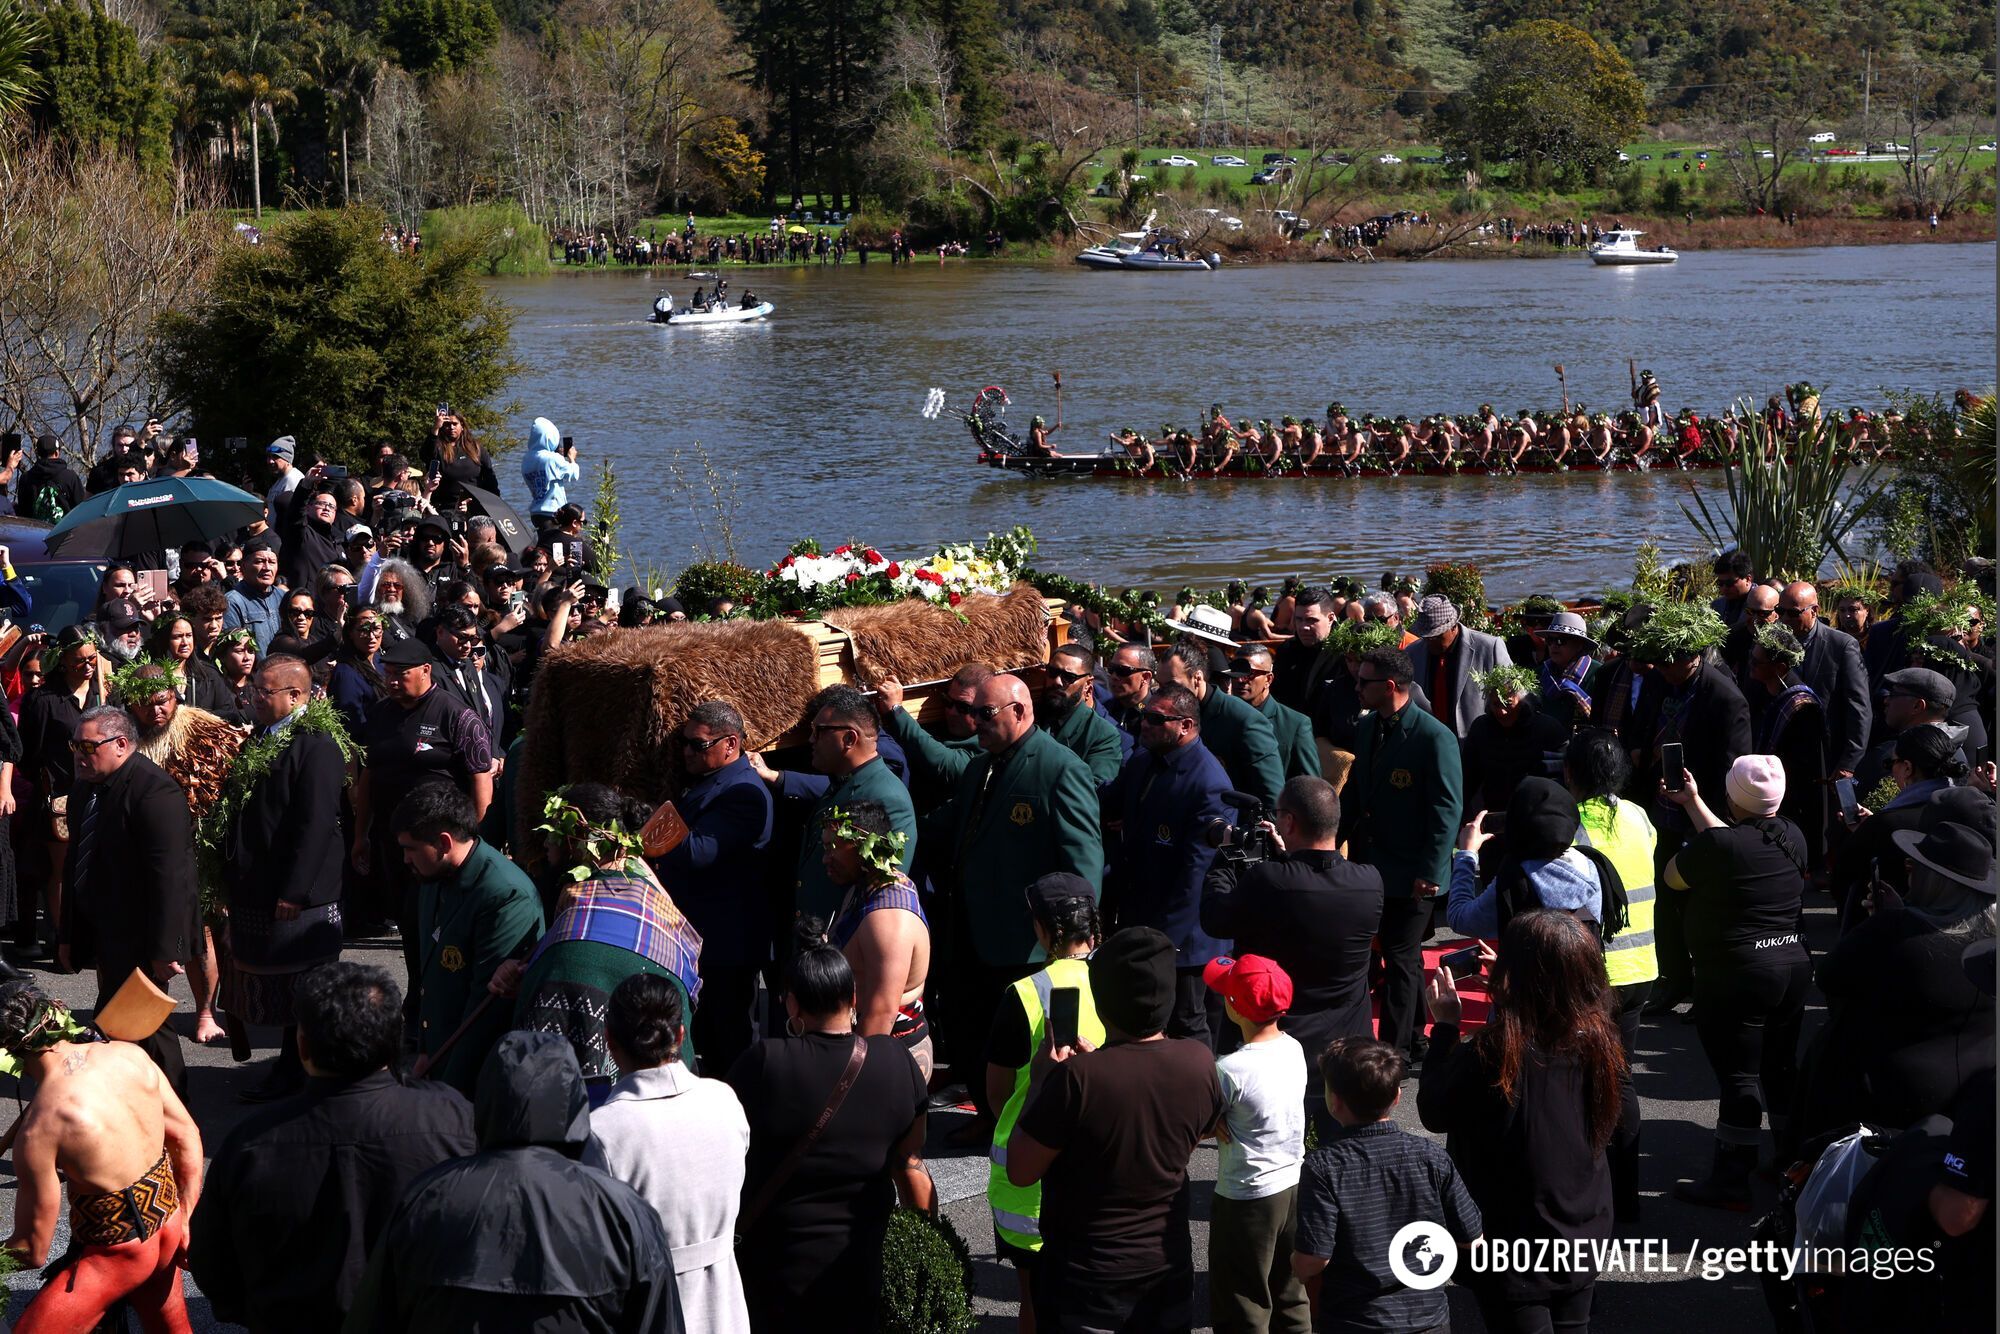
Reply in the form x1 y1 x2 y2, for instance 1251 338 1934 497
880 706 982 810
1340 703 1463 896
1041 700 1126 788
1199 687 1285 807
415 840 546 1096
933 727 1104 965
785 755 919 920
1259 693 1322 780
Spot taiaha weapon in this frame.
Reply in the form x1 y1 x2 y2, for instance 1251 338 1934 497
1555 363 1569 414
1052 370 1064 430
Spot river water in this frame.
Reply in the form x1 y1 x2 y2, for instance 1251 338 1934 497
489 242 1993 599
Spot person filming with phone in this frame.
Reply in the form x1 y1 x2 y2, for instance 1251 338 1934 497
1657 753 1811 1209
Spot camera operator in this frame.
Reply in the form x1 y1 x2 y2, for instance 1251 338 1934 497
1201 775 1383 1140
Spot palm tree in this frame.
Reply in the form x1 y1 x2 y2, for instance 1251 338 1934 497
303 17 382 206
173 0 303 218
0 0 46 125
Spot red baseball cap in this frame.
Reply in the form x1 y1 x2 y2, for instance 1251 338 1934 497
1202 954 1293 1023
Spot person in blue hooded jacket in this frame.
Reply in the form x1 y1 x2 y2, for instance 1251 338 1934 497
520 418 579 528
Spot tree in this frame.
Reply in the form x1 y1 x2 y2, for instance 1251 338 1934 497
1881 56 1992 219
0 0 46 125
24 0 174 170
1436 20 1644 178
152 206 523 479
378 0 498 76
172 0 309 218
1704 54 1840 215
0 136 227 460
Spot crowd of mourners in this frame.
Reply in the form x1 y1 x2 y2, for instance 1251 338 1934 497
547 211 938 270
0 411 1990 1334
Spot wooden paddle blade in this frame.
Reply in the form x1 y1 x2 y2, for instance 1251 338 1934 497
640 800 689 857
96 969 176 1043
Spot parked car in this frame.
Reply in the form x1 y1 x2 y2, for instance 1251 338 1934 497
1665 150 1682 159
1197 208 1244 230
1882 142 1910 153
1695 151 1709 160
1317 152 1354 165
1617 151 1630 162
1261 153 1298 166
1808 132 1837 143
0 517 109 636
1250 169 1276 184
1376 153 1402 165
1153 155 1199 167
1981 143 1998 152
1210 154 1247 167
1638 153 1652 160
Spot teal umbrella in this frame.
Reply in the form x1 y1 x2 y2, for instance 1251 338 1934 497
44 476 267 559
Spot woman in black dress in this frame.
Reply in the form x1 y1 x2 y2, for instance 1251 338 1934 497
15 627 106 953
1419 910 1624 1333
725 940 934 1333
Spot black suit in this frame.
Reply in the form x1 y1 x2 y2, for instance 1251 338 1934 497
223 726 347 915
1629 658 1751 994
1796 622 1872 774
437 650 510 749
62 752 197 1089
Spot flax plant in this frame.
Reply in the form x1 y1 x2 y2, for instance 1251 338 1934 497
1682 401 1886 581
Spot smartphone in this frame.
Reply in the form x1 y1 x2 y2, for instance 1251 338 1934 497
436 402 450 416
1438 944 1483 981
425 457 442 483
547 540 567 567
1481 811 1507 837
1661 742 1687 793
183 437 199 463
1047 986 1081 1051
137 569 171 607
322 464 349 480
1835 777 1860 826
510 590 527 614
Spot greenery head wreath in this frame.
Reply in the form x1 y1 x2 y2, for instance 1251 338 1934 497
1754 624 1805 669
1626 602 1728 662
1475 664 1538 700
1899 585 1997 664
820 805 909 883
538 790 646 883
112 656 179 706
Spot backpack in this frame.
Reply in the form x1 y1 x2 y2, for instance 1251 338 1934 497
26 478 66 525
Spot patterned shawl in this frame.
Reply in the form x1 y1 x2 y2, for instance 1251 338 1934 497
530 859 704 1002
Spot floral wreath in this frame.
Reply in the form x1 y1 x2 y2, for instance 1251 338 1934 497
538 790 646 883
820 805 909 883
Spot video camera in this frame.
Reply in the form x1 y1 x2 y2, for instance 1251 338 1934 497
1202 790 1273 866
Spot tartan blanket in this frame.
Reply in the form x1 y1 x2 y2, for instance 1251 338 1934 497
530 862 704 1003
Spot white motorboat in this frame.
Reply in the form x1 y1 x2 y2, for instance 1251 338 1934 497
1075 233 1215 270
1589 229 1678 265
652 299 774 326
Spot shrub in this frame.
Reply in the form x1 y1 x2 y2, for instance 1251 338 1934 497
879 1208 976 1334
1422 561 1491 627
424 202 550 275
674 560 765 614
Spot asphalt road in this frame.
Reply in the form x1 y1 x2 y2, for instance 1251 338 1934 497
0 902 1845 1331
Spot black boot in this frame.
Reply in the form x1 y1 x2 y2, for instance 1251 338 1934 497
1673 1142 1757 1211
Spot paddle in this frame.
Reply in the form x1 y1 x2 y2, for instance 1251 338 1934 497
1555 363 1568 414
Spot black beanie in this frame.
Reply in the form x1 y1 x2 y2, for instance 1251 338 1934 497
1089 927 1177 1037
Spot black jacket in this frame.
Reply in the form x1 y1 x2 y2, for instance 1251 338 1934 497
344 1031 681 1333
284 512 347 594
1201 848 1384 1052
189 1070 475 1334
16 458 86 522
222 725 347 913
1459 701 1568 822
184 656 247 723
1796 622 1873 774
61 753 197 971
1627 659 1751 836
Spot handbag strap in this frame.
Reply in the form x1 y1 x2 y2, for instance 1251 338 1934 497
736 1035 868 1241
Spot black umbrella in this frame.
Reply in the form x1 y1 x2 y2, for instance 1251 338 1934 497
458 484 537 557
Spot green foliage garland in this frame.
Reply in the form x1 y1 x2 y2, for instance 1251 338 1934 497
1422 561 1491 628
1625 602 1728 661
1899 586 1998 665
1475 664 1538 698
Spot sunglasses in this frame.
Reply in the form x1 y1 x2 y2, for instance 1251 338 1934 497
1047 667 1089 686
1110 663 1152 678
679 733 735 752
69 736 123 756
1139 709 1187 727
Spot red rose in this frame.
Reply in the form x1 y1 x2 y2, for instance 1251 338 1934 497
779 555 795 568
864 548 884 564
833 544 852 556
885 562 901 578
947 590 962 606
845 572 861 584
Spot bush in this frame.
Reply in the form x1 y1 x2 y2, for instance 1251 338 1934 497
879 1208 976 1334
1422 561 1491 627
424 202 550 275
152 205 522 480
674 559 766 614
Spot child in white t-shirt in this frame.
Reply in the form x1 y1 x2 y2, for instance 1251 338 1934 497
1205 953 1311 1333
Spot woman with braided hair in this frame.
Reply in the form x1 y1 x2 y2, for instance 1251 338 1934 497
0 979 204 1334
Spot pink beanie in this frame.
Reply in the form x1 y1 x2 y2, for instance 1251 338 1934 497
1726 754 1787 817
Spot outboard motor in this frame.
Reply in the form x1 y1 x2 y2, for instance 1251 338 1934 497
652 295 672 321
1208 253 1222 269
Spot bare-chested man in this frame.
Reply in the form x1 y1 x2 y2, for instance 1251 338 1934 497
1279 416 1304 463
1205 407 1239 472
1114 426 1155 472
822 803 932 1077
2 981 203 1334
1587 412 1617 464
1297 417 1325 468
1624 410 1656 462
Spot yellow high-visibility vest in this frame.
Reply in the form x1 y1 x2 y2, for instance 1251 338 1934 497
1576 796 1660 988
986 956 1105 1252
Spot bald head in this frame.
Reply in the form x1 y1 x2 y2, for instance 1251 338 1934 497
1778 581 1819 633
974 674 1034 752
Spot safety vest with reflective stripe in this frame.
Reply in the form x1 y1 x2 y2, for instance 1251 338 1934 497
987 956 1105 1252
1575 796 1660 988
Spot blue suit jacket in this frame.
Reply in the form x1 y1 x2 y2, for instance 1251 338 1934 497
1107 739 1232 965
660 756 774 967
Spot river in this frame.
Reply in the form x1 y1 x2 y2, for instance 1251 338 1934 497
488 242 1994 599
